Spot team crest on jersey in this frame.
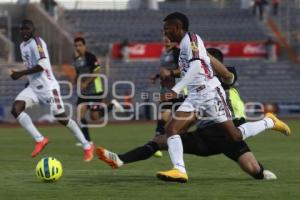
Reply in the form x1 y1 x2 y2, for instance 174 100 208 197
191 41 198 52
37 45 44 53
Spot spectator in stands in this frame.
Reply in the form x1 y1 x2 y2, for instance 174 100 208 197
272 0 280 16
41 0 57 17
252 0 268 20
121 39 129 62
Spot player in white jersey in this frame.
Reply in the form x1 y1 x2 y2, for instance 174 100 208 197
156 12 291 183
10 19 94 162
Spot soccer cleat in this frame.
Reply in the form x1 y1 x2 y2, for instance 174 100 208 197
84 143 94 162
263 170 277 180
265 113 291 136
153 150 163 158
31 137 49 158
96 147 124 169
111 99 125 112
156 168 188 183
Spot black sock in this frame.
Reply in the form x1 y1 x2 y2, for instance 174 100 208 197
80 118 91 142
155 120 166 136
252 162 265 179
118 141 160 164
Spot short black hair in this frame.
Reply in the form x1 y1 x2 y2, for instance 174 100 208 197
207 48 224 63
20 19 35 29
164 12 189 31
74 37 86 45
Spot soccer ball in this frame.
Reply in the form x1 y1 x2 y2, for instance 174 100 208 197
36 157 63 182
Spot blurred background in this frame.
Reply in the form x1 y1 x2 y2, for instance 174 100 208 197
0 0 300 122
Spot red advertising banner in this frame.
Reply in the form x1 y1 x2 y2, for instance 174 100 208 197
112 41 279 60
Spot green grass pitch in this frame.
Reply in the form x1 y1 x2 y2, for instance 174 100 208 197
0 120 299 200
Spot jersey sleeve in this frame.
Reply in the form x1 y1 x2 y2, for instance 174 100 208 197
32 37 46 60
187 33 201 63
172 61 203 94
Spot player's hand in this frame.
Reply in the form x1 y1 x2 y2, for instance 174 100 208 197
10 70 24 80
160 67 171 80
160 91 177 102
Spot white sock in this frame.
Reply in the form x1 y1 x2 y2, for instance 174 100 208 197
17 112 44 142
239 117 274 140
167 135 186 173
66 119 91 150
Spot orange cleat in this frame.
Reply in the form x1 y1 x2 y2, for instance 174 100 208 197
31 137 49 158
84 143 94 162
96 147 123 169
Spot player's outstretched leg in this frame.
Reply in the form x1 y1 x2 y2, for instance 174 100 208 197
237 113 291 140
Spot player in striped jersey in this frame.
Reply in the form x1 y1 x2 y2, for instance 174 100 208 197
156 12 291 182
10 19 94 161
95 48 279 181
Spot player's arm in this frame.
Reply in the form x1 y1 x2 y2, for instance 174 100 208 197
11 65 44 80
160 61 199 101
208 53 234 85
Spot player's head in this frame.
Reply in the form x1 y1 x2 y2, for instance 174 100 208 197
20 19 35 41
74 37 86 56
206 48 224 63
163 12 189 43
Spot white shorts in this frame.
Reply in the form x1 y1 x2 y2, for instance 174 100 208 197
15 85 65 115
177 86 231 124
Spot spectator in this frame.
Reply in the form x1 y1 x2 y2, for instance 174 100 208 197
272 0 280 16
41 0 57 17
252 0 268 20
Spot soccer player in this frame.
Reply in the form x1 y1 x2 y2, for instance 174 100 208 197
154 12 290 182
95 48 281 181
10 19 94 161
73 37 123 146
149 36 183 157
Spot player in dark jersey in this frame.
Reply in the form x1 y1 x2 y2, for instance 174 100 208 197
73 37 123 145
95 48 279 180
149 36 184 157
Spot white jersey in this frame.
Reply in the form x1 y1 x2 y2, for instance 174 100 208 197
20 37 58 90
172 32 221 94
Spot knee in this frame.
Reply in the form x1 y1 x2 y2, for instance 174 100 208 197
57 119 68 126
165 125 179 137
227 130 243 142
11 106 22 118
153 135 167 149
